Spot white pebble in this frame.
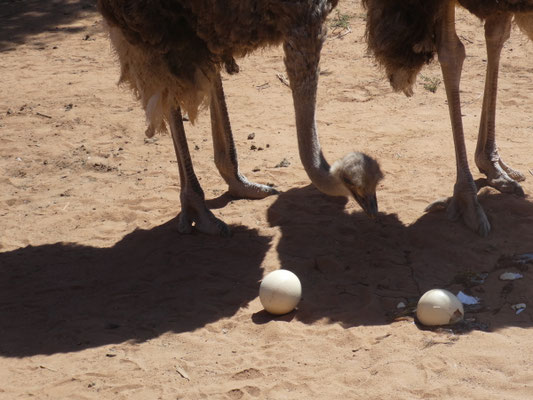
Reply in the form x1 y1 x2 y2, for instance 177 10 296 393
499 272 523 281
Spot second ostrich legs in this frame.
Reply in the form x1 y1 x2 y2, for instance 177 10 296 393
364 0 533 236
428 3 529 236
427 1 491 235
474 13 526 195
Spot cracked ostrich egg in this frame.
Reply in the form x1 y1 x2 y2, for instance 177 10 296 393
416 289 464 326
259 270 302 315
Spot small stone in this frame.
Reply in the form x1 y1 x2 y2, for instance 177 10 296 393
275 158 290 168
499 272 523 281
511 303 526 314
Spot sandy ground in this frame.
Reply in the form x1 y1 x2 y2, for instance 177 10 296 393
1 1 533 399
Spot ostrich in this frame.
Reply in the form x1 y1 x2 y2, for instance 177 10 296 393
97 0 383 236
363 0 533 236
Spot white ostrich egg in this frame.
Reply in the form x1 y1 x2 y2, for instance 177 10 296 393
416 289 464 326
259 270 302 315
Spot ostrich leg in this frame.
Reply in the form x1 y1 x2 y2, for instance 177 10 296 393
169 108 230 236
209 73 278 198
429 1 490 236
475 13 526 195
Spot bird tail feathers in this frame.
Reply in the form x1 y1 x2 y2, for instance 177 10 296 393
362 0 442 96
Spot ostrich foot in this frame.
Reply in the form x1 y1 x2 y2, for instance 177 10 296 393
476 153 525 196
425 187 490 237
227 174 279 199
499 158 526 182
178 195 231 237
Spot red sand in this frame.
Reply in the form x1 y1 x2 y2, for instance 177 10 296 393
1 1 533 399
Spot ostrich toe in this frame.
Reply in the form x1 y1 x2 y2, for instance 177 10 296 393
425 190 491 237
475 153 525 196
178 197 231 237
227 175 279 199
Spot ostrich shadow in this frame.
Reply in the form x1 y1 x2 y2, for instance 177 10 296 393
0 0 97 51
0 218 270 357
266 185 533 330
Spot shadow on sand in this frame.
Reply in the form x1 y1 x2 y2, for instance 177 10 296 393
0 218 271 357
266 185 533 330
1 186 532 358
0 0 97 51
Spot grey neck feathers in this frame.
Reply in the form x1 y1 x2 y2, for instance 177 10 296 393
292 95 350 198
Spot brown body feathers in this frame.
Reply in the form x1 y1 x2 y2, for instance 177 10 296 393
97 0 338 135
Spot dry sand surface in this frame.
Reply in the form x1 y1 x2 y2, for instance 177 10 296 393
2 1 533 399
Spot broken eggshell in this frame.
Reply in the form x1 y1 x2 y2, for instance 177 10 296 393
499 272 523 281
416 289 464 326
456 291 480 306
511 303 526 315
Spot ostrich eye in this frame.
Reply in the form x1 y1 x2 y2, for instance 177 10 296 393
342 176 352 186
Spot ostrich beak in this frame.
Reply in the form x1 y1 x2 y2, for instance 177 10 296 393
353 192 378 219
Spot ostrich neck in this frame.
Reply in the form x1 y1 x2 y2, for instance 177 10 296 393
283 25 347 198
292 88 346 197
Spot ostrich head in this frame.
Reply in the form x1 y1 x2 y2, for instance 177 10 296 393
330 152 384 218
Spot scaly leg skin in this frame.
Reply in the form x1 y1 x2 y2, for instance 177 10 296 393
429 1 490 236
169 108 230 236
210 73 278 199
474 12 525 196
